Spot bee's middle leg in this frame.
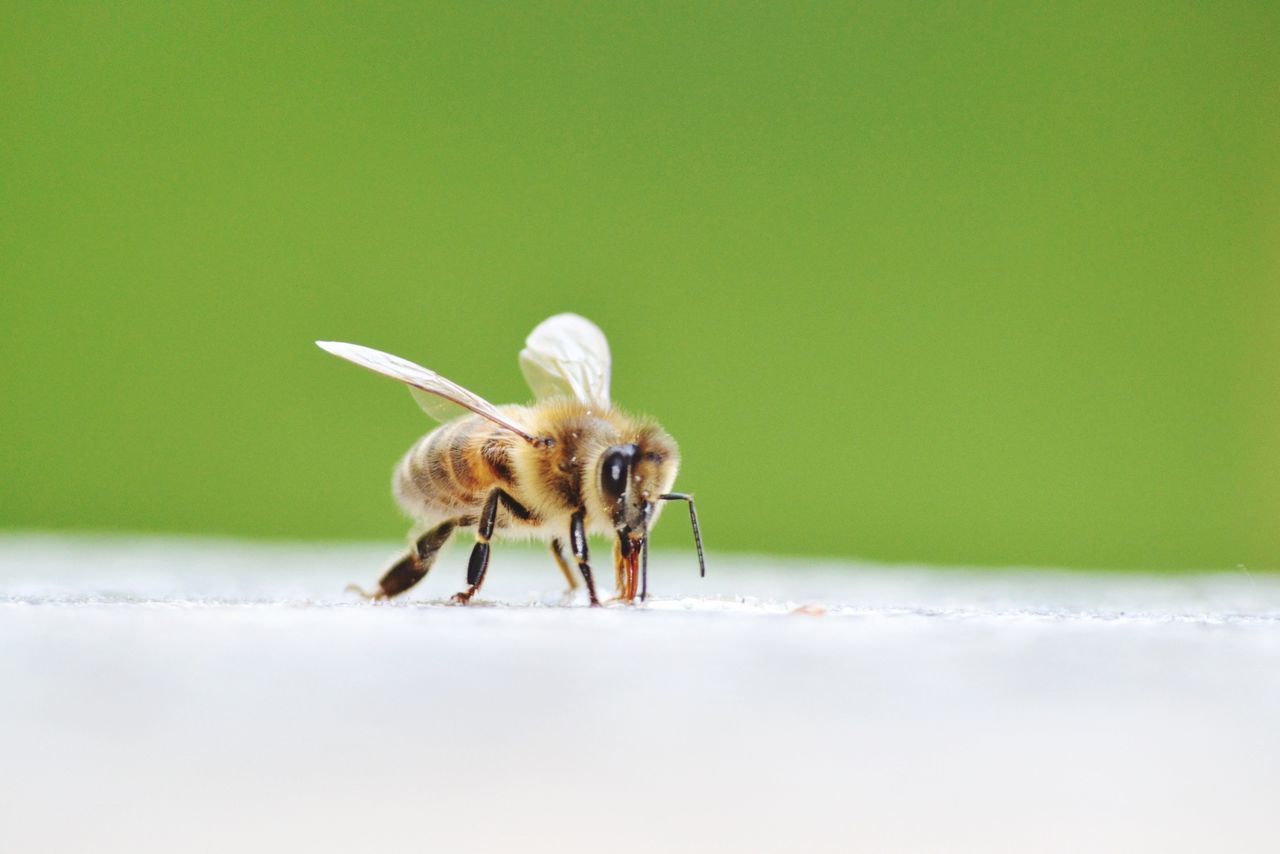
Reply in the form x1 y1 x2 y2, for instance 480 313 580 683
451 489 529 605
550 537 580 594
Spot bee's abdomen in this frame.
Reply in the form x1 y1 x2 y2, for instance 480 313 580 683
393 417 517 520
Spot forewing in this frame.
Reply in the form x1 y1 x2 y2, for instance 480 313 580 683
316 341 537 443
518 313 611 408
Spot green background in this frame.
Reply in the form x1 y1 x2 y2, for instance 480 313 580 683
3 2 1278 570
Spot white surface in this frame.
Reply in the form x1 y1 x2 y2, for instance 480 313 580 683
2 534 1278 853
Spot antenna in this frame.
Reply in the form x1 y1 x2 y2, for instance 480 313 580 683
658 493 705 578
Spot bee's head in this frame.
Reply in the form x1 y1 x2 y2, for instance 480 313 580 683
597 429 679 537
594 426 704 600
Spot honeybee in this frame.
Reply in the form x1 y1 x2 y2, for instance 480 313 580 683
317 313 704 606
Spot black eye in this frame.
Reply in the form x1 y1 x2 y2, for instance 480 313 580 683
600 444 637 503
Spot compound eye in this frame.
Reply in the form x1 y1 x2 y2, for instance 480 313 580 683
600 444 637 504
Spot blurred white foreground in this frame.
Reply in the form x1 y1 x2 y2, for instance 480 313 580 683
2 534 1278 853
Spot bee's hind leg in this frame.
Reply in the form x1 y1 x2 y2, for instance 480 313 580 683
348 520 456 600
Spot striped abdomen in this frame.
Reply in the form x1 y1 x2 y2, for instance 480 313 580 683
393 415 519 522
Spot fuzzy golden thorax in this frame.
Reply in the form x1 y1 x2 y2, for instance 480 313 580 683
507 399 680 539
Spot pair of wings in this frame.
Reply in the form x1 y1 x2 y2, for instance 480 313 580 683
317 313 612 446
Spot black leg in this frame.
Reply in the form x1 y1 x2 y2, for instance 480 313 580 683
498 492 532 521
451 489 530 604
640 535 649 602
570 509 601 607
348 519 456 600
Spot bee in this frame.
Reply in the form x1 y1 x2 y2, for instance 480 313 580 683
317 313 705 606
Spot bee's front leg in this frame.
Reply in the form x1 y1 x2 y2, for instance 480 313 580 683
569 509 601 607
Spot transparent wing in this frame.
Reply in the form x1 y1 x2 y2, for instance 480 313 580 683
407 387 469 423
316 341 538 444
518 313 612 408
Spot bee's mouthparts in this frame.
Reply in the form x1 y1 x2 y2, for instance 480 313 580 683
616 527 650 601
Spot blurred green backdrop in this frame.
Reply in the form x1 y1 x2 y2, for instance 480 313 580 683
2 2 1278 570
